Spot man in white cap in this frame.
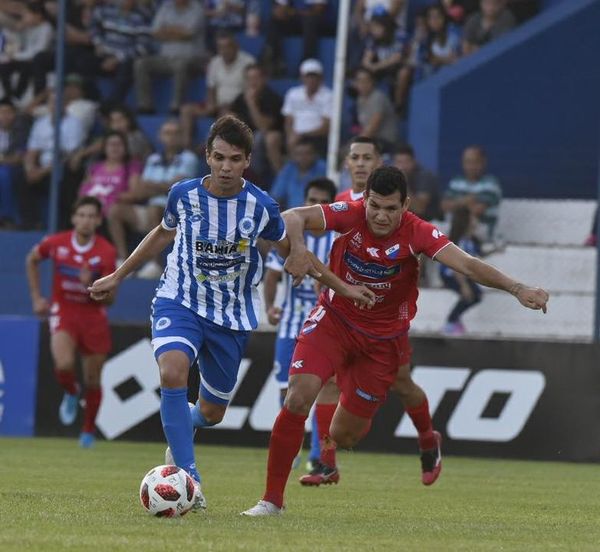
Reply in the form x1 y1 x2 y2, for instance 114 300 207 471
281 58 332 157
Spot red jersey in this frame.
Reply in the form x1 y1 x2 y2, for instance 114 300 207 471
37 231 116 308
335 189 365 202
321 200 450 338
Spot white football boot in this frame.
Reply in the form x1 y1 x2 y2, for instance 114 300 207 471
240 500 283 517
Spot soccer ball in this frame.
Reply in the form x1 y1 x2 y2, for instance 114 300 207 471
139 464 195 517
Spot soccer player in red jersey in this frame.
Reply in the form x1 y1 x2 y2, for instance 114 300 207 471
242 166 549 516
26 196 117 448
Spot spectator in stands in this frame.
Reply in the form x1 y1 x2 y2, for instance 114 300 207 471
70 104 152 172
0 2 53 102
462 0 515 56
31 0 98 99
135 0 207 116
89 0 154 104
107 119 198 278
348 1 407 72
0 98 29 228
360 12 410 112
20 91 86 229
78 130 143 218
351 66 397 153
413 4 462 80
229 64 284 185
262 0 330 76
440 0 480 23
282 58 332 157
439 205 482 336
180 31 254 149
204 0 245 52
269 138 326 210
393 144 440 222
441 145 502 240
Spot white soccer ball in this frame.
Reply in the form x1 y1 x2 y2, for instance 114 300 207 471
139 464 195 517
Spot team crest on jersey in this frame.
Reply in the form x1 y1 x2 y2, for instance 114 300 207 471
165 212 176 226
385 244 400 259
57 246 69 258
238 216 256 236
88 256 101 265
155 317 171 330
349 232 362 250
330 201 348 212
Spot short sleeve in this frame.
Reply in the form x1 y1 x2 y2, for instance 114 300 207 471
161 186 180 231
281 89 294 117
321 200 365 233
36 234 58 259
259 203 286 242
411 218 451 259
265 250 284 272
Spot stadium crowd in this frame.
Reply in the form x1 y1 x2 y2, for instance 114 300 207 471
0 0 538 272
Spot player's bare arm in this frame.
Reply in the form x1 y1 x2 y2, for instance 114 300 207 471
281 206 326 286
89 225 175 301
25 246 50 316
435 243 549 313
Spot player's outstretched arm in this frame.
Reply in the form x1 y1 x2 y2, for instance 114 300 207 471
25 246 49 316
435 243 549 313
89 225 175 301
282 206 326 286
306 251 376 310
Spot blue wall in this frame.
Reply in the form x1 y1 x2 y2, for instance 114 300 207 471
408 0 600 199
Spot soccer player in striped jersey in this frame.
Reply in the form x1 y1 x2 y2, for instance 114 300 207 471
263 178 337 470
89 115 373 511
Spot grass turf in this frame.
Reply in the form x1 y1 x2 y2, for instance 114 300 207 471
1 437 598 551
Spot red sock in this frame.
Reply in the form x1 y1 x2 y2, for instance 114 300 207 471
405 398 436 450
54 369 78 395
263 407 307 509
316 403 337 468
82 388 102 433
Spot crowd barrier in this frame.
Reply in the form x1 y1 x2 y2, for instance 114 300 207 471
3 317 599 462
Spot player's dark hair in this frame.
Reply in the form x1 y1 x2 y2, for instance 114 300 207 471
349 135 381 155
73 195 102 215
464 144 487 159
207 115 253 157
449 206 472 244
394 143 415 158
366 166 408 202
100 130 130 164
305 177 337 202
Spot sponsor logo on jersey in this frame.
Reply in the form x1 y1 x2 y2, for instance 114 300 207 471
385 243 400 259
195 239 249 255
291 360 304 369
345 271 391 289
432 228 444 239
330 201 348 212
344 252 401 279
366 247 380 258
355 388 380 402
196 271 242 284
238 216 256 236
196 256 245 271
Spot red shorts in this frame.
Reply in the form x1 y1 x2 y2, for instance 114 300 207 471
290 305 411 419
49 302 111 355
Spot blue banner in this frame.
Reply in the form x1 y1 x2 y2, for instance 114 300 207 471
0 317 40 436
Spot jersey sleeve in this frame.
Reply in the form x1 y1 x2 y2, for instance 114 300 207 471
259 202 286 242
411 218 451 259
265 249 284 272
321 200 365 233
36 234 58 259
161 185 180 231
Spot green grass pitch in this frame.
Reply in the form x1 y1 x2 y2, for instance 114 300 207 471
1 437 599 551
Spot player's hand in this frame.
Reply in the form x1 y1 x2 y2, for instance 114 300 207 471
32 296 50 317
267 305 282 326
88 273 120 302
514 285 549 313
284 250 321 287
340 284 376 310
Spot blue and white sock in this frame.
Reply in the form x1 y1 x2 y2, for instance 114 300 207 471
160 387 201 483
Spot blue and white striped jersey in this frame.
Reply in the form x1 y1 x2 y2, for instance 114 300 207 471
156 176 286 331
265 231 336 339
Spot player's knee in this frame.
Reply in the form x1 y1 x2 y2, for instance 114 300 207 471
158 364 188 388
283 388 312 416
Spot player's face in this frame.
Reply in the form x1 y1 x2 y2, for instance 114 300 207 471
365 191 409 237
71 205 101 238
346 143 381 189
305 188 333 207
206 137 250 189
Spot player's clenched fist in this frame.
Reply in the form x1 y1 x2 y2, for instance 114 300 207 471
89 273 120 302
284 250 322 286
512 285 550 313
